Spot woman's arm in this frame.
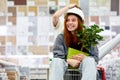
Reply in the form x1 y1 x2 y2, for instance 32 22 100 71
90 46 99 63
53 34 67 59
67 59 81 68
52 4 78 27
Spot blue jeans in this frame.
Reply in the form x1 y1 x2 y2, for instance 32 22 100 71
49 57 97 80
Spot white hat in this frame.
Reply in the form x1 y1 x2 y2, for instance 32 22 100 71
65 7 85 21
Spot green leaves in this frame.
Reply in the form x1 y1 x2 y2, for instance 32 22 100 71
76 24 104 52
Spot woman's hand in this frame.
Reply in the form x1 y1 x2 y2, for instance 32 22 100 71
71 54 87 61
66 54 87 68
67 59 81 68
67 4 78 9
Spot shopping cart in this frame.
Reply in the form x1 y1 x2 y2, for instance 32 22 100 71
64 69 82 80
64 66 106 80
97 66 106 80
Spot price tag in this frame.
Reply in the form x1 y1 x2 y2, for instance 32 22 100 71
49 1 55 6
0 12 4 16
28 1 35 6
17 12 25 16
28 42 33 45
28 12 35 16
8 13 13 16
7 22 13 26
6 42 12 46
7 1 14 6
58 2 66 6
28 32 33 35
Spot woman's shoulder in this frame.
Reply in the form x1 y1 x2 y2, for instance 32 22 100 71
56 33 64 40
90 46 98 50
57 33 64 37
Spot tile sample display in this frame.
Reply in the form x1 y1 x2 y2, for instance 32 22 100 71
6 46 16 55
28 46 48 55
0 36 6 46
0 0 116 57
49 46 53 52
16 36 28 46
28 36 37 45
8 16 16 25
0 26 7 36
0 46 5 55
7 7 17 25
69 0 78 4
18 6 27 16
112 26 120 34
38 35 49 45
28 17 37 35
90 16 99 24
17 46 27 55
8 7 16 16
28 26 37 35
0 0 54 56
6 36 16 45
28 6 38 16
14 0 27 5
37 16 50 34
49 6 57 14
0 17 6 25
7 27 16 36
0 0 7 16
35 0 48 6
100 16 109 25
7 0 14 7
17 17 28 36
39 6 48 16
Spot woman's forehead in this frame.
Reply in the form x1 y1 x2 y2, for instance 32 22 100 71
67 14 78 19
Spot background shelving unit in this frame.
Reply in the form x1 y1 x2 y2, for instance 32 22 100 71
0 0 120 80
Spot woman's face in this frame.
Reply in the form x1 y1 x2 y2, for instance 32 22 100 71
66 14 78 33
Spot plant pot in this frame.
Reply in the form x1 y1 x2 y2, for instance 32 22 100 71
67 47 89 69
67 47 89 59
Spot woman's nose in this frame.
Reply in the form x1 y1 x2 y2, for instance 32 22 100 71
68 20 73 24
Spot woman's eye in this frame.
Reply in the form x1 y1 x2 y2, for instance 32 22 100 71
66 19 70 22
72 19 77 22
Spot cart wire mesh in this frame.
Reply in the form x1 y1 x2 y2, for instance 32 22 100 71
64 69 82 80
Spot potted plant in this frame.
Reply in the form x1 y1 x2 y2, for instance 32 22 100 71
67 24 104 59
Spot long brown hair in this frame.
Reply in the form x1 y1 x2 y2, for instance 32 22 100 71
64 13 84 50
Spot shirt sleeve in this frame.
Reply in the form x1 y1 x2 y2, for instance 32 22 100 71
89 46 99 64
54 17 64 39
53 34 67 59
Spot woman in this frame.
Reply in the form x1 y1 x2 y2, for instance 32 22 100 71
52 4 79 39
49 7 98 80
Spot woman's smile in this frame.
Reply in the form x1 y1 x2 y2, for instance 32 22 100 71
66 15 78 32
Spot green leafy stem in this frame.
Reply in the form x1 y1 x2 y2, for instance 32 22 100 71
76 24 104 52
